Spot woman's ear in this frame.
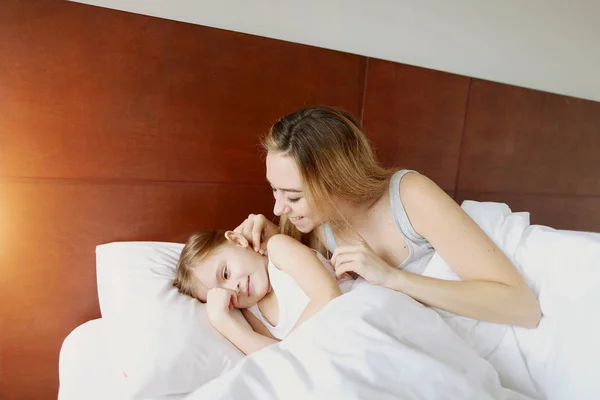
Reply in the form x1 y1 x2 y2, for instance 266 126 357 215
224 231 250 249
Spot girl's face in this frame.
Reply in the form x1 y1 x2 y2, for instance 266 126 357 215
266 151 321 233
193 232 270 309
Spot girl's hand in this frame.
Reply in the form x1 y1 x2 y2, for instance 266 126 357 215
206 288 238 330
331 242 397 287
233 214 279 254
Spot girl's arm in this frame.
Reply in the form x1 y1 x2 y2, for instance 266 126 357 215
206 288 278 355
241 309 278 340
267 234 342 333
217 317 279 355
392 173 541 328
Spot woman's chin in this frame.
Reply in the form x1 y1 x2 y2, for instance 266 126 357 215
294 220 313 233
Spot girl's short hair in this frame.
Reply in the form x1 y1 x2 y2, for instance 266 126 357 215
173 230 227 301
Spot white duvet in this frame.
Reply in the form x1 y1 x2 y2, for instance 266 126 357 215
185 281 530 400
183 201 600 400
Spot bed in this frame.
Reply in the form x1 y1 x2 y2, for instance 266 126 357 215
58 201 600 400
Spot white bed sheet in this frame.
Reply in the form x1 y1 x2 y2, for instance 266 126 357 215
184 281 532 400
58 318 187 400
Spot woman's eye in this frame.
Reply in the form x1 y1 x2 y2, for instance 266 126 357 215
223 267 229 280
288 197 300 203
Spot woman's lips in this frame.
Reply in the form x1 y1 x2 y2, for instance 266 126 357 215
289 216 304 225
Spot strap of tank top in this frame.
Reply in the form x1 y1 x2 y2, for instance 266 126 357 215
247 304 264 325
389 170 428 244
323 170 426 252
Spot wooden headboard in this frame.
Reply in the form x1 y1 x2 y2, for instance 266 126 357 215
1 1 599 398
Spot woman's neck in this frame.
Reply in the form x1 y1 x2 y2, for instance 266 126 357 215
330 190 387 230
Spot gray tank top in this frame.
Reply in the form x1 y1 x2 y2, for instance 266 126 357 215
323 170 434 275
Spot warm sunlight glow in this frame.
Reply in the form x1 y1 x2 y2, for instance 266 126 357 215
0 189 7 264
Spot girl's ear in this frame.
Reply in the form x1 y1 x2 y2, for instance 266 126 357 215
224 231 250 249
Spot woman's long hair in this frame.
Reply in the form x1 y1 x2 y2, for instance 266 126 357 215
263 106 395 254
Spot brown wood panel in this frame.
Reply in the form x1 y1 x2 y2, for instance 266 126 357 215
362 59 471 191
456 191 600 233
0 0 365 183
458 80 600 196
0 178 275 399
2 1 598 400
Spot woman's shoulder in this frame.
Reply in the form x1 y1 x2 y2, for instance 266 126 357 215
388 169 439 210
396 170 441 202
396 170 460 237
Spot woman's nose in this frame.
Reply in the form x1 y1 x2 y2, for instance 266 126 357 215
273 194 288 216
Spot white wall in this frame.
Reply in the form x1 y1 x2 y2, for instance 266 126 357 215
71 0 600 102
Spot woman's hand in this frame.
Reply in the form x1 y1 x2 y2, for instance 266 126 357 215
206 288 238 331
331 241 398 286
233 214 279 254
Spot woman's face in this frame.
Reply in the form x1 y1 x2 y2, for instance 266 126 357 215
193 234 270 308
266 151 321 233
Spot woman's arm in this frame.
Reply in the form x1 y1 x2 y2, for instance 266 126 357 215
391 173 541 328
233 214 279 254
233 213 328 256
267 234 342 332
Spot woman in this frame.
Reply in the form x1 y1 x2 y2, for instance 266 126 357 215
235 106 541 328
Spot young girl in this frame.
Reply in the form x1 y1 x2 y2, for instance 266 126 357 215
173 230 352 355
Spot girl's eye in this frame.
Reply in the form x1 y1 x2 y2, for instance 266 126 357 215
223 266 229 280
288 197 300 203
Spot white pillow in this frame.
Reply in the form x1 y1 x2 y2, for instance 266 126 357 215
96 241 246 399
